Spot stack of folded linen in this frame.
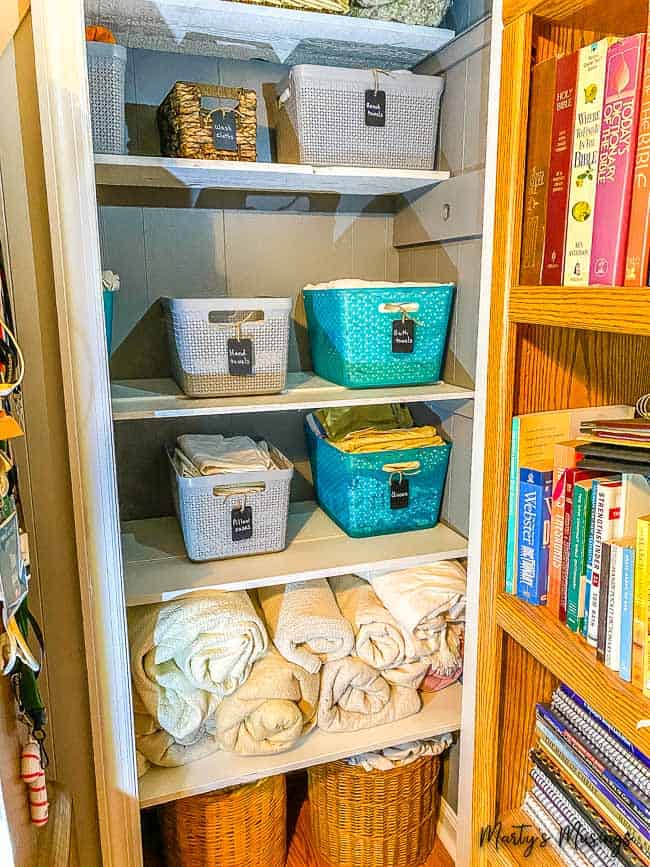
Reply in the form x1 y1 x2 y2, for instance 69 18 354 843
173 433 277 477
307 404 444 454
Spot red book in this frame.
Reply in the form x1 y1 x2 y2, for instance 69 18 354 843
559 468 599 622
590 35 646 286
542 51 579 285
625 28 650 286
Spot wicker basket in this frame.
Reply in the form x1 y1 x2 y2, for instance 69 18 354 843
159 776 286 867
158 83 257 161
308 756 441 867
226 0 349 11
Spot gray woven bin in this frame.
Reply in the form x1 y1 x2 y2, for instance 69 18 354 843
169 446 294 562
276 65 444 170
163 297 292 398
86 41 127 155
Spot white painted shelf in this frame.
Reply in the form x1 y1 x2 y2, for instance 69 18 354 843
86 0 454 69
95 155 450 196
111 373 474 420
139 682 462 807
123 502 468 605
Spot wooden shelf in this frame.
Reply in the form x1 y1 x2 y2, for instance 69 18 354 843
111 374 474 421
496 594 650 755
94 155 450 197
486 809 565 866
510 285 650 336
85 0 454 69
138 682 462 808
123 503 468 605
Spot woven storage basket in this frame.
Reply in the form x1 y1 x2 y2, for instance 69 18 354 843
86 42 126 154
303 282 454 388
305 419 451 538
169 444 293 562
158 83 257 161
226 0 349 11
308 756 441 867
159 776 287 867
163 297 292 397
276 65 444 169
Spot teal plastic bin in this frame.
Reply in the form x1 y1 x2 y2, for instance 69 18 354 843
303 281 454 389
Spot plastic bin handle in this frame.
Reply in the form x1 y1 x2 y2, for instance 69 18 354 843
382 461 421 474
213 483 266 498
378 302 420 314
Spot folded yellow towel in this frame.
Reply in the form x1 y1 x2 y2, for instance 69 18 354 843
332 425 444 454
315 404 413 440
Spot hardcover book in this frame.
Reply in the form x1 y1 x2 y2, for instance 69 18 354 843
548 441 585 618
517 467 553 604
591 34 646 286
633 514 650 695
561 470 599 626
597 540 613 663
564 38 612 286
586 478 621 646
620 543 637 682
566 477 598 631
543 51 579 285
625 27 650 286
521 58 557 285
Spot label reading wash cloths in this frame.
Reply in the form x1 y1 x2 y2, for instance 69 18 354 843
212 110 238 152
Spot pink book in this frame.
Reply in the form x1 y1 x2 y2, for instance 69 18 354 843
590 34 646 286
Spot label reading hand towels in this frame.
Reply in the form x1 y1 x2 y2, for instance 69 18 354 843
227 338 253 376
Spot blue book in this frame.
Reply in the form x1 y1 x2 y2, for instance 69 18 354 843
620 544 636 682
517 466 552 605
582 479 600 638
505 417 520 594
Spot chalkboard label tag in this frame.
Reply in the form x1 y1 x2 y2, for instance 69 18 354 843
390 477 409 510
231 506 253 541
213 110 238 152
365 90 386 127
392 319 414 353
227 338 253 376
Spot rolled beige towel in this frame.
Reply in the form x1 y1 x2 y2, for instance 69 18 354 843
257 579 354 674
214 648 319 755
383 657 430 689
318 656 421 733
329 574 407 670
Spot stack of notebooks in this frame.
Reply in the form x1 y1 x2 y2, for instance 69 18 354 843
523 684 650 865
506 403 650 695
520 27 650 288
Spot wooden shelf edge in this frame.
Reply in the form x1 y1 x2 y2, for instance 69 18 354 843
496 594 650 755
509 285 650 336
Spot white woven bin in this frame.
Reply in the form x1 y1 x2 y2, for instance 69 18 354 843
169 446 294 562
276 65 444 170
86 41 127 155
163 297 292 398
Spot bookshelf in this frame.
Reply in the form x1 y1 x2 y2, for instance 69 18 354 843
471 0 650 864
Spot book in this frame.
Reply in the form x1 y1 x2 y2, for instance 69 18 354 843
590 34 646 286
586 478 622 646
564 38 612 286
633 515 650 695
543 51 580 285
521 58 558 285
620 473 650 535
548 441 585 618
560 468 601 623
606 538 635 671
505 406 634 595
566 477 599 631
582 480 599 638
620 543 637 682
517 466 553 604
626 27 650 287
597 541 613 664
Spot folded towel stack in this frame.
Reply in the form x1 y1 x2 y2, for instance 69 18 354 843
175 433 276 477
308 405 444 455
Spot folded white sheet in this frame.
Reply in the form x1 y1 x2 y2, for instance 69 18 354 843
329 574 407 670
177 434 273 475
128 590 267 743
345 733 453 771
214 648 319 755
317 656 421 733
257 579 354 674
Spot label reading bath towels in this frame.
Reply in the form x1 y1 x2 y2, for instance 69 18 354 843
390 477 409 510
227 338 253 376
231 506 253 542
392 318 414 353
365 90 386 127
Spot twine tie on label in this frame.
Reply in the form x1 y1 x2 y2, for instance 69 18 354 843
371 68 392 94
381 302 424 327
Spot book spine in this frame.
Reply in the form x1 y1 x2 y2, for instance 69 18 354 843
517 469 552 604
560 475 577 622
606 544 624 671
597 541 612 662
505 417 521 594
564 39 611 286
620 545 636 682
566 483 590 631
588 483 622 646
581 480 599 637
634 515 650 694
521 59 558 285
549 468 569 618
543 51 579 284
625 33 650 286
590 35 646 285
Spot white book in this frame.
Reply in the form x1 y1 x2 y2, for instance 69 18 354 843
605 541 625 671
586 479 621 646
619 473 650 535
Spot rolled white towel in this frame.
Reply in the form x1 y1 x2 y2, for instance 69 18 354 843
369 561 466 652
128 590 267 742
329 574 406 670
382 657 430 689
318 656 421 733
257 580 354 674
345 733 453 771
214 648 319 755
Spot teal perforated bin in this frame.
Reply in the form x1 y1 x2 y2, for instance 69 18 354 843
303 282 454 389
305 419 451 538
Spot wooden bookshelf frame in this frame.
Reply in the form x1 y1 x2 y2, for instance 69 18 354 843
471 1 650 864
